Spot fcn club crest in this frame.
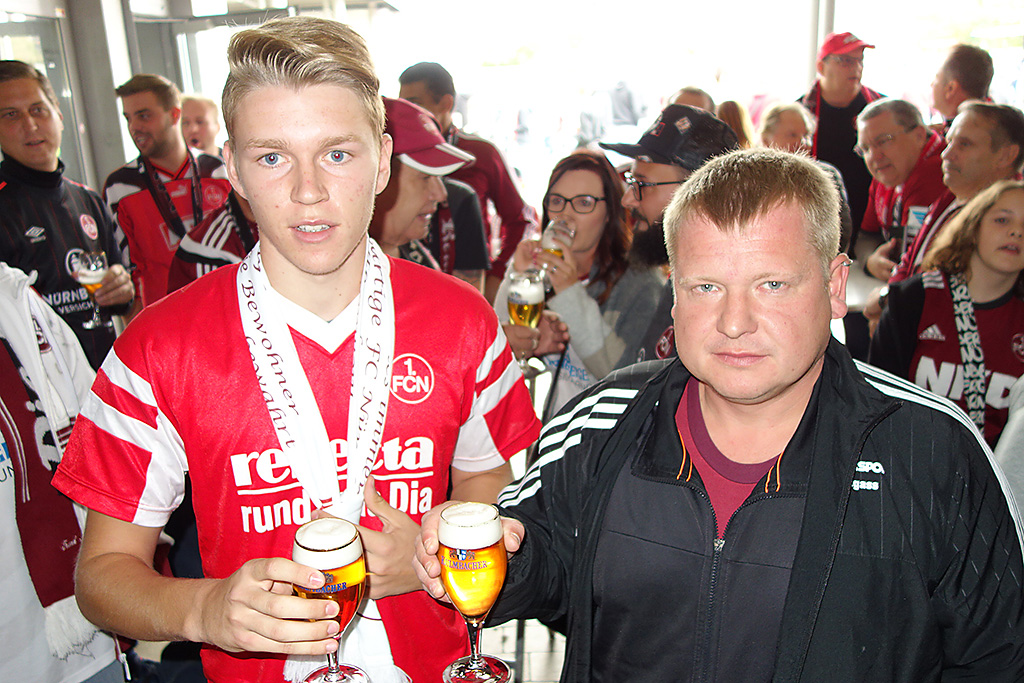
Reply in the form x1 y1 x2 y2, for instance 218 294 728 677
1012 333 1024 363
79 214 98 240
390 353 435 404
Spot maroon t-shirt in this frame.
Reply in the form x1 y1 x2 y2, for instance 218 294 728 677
676 379 780 538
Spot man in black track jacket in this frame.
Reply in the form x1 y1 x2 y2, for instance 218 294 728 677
415 149 1024 682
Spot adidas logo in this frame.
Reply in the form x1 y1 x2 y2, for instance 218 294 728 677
919 324 945 342
25 226 46 243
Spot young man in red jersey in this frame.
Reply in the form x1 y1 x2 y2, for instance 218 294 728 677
55 16 539 683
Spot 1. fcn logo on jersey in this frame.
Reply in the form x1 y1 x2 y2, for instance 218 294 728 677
390 353 434 404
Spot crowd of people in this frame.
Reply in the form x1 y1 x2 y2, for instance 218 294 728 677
0 14 1022 683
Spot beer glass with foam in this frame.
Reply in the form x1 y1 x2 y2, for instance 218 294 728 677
507 269 546 378
72 251 110 330
437 502 510 683
293 518 368 683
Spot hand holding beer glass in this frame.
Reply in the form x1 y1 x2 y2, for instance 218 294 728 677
293 518 369 683
73 251 111 330
507 269 545 377
437 502 510 683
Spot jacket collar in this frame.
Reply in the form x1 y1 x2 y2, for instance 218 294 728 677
632 338 898 495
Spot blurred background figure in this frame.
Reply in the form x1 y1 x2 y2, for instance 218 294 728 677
716 100 755 149
931 44 994 133
180 94 222 157
799 31 883 230
670 85 715 112
758 101 852 251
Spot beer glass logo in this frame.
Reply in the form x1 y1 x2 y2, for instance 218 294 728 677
390 353 434 404
450 548 475 562
303 570 349 594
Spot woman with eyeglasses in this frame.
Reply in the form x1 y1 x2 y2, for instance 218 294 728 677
495 150 664 417
868 180 1024 448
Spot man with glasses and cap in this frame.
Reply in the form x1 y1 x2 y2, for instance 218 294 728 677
799 32 884 230
598 104 739 364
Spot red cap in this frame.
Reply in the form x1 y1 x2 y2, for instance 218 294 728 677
384 97 475 175
818 32 875 61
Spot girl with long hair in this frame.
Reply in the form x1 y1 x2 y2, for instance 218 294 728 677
869 179 1024 446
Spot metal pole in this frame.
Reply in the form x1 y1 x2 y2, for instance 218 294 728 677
808 0 820 85
119 0 142 74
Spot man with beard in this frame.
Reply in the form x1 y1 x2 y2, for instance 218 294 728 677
599 104 739 363
104 74 231 307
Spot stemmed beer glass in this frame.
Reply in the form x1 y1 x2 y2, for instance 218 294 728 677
506 269 545 379
437 502 510 683
292 518 369 683
73 251 110 330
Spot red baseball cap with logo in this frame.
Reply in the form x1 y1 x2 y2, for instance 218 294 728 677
818 32 875 61
384 97 475 175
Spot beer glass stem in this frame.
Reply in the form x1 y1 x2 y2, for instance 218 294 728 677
324 649 342 682
465 617 485 667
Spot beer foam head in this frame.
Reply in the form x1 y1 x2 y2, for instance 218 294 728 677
293 517 362 570
508 276 545 305
438 502 502 549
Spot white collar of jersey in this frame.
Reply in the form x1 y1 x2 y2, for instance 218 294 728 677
262 280 357 355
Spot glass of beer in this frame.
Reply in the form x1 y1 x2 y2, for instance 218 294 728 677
292 518 368 683
72 251 110 330
507 269 545 378
437 502 510 683
539 219 575 261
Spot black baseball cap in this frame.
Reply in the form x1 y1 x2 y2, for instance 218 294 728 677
600 104 739 171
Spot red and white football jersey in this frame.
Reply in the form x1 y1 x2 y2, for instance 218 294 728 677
54 258 540 683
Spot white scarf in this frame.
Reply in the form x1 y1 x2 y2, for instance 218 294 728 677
236 239 407 683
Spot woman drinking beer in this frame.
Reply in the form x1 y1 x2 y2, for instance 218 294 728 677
495 150 664 416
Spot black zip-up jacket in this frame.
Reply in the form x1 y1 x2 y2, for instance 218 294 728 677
494 339 1024 682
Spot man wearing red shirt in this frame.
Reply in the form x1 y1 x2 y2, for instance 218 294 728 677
399 62 536 302
856 98 946 281
103 74 231 307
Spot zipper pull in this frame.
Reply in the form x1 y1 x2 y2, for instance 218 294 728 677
714 538 725 553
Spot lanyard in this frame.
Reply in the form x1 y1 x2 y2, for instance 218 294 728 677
140 150 204 239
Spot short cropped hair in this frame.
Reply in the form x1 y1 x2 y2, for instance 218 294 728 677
923 179 1024 297
664 149 840 276
398 62 455 101
943 44 994 100
959 102 1024 174
181 94 218 115
758 102 816 143
858 98 924 131
671 86 715 112
115 74 180 111
222 16 384 139
0 60 58 106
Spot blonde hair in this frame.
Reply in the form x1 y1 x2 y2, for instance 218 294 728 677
664 148 840 276
222 16 384 139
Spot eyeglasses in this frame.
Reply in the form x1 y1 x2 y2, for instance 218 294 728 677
828 54 864 67
544 193 606 214
624 171 683 200
853 127 915 158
